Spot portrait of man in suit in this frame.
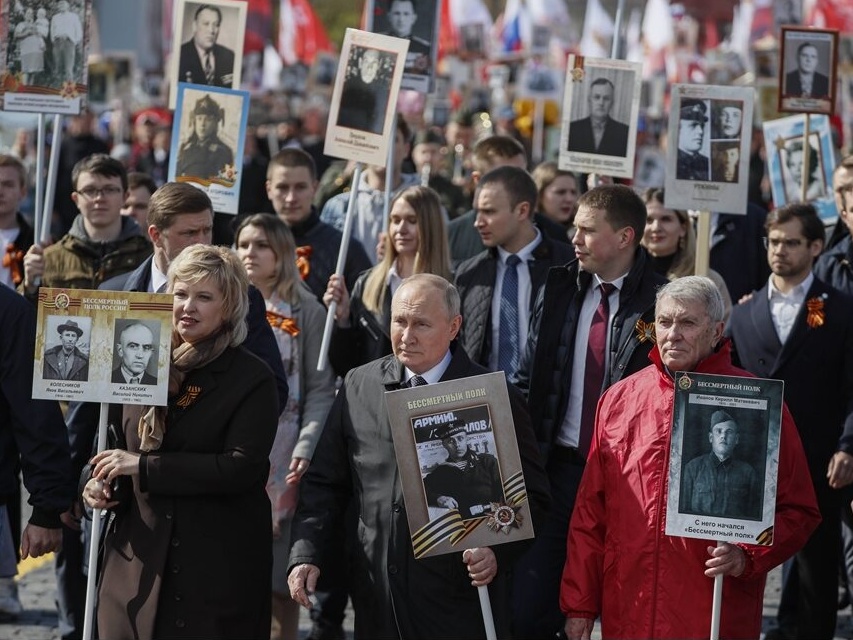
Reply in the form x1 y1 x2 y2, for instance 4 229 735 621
111 321 158 385
177 4 235 87
567 77 630 157
784 41 830 99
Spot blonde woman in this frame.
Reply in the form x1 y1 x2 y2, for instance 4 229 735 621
234 214 335 640
324 185 452 376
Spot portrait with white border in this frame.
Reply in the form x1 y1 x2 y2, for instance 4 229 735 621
778 26 838 116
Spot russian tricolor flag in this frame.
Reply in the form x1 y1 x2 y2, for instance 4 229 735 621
501 0 528 53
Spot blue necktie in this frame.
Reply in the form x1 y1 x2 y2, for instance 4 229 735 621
497 254 521 377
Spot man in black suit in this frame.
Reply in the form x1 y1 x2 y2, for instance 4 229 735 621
337 47 389 135
111 322 157 385
177 4 235 87
727 202 853 640
567 78 630 157
785 42 830 99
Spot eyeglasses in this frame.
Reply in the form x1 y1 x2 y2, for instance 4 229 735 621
763 237 806 250
76 186 124 199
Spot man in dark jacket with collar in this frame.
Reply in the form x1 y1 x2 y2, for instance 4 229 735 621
815 156 853 292
288 274 549 639
728 202 853 640
511 184 667 639
0 155 35 289
455 166 574 378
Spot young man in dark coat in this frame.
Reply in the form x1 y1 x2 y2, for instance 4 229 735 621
727 202 853 640
288 274 550 639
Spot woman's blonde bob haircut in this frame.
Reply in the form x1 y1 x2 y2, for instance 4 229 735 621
168 244 250 346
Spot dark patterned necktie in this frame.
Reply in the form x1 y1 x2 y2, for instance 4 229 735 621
131 377 140 384
204 52 214 84
497 254 522 377
407 375 428 388
579 282 616 455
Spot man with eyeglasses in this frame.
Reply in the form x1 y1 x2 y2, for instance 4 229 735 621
21 154 151 301
111 322 157 385
727 202 853 640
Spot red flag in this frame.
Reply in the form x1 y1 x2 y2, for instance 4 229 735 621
245 0 273 55
278 0 333 65
808 0 853 33
437 0 457 59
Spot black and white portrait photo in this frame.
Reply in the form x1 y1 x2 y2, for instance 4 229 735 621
169 0 246 108
421 416 505 521
336 45 395 135
678 408 765 521
566 73 632 158
111 319 160 385
779 27 838 115
711 141 741 183
42 316 90 382
782 135 826 203
174 91 235 181
711 100 744 140
375 0 435 77
675 99 711 181
459 23 485 57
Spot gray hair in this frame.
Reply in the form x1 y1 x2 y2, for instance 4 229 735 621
396 273 460 319
655 276 725 324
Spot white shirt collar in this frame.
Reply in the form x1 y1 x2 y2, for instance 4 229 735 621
496 227 542 264
767 272 813 302
404 349 452 385
150 260 168 294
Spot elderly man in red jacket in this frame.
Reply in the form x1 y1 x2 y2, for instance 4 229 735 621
563 276 819 640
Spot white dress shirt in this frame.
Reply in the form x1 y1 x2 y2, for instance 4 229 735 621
768 272 813 344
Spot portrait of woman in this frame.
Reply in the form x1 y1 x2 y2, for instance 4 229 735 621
14 7 49 85
234 214 335 640
83 244 279 639
323 185 452 377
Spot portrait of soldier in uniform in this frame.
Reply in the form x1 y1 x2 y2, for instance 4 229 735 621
379 0 431 75
711 142 740 183
175 93 234 180
111 321 158 385
423 418 504 519
676 99 710 181
680 410 760 520
177 3 235 87
42 318 90 382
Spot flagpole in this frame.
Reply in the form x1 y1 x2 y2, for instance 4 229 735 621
611 0 627 59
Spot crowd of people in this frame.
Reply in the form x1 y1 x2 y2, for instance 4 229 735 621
1 48 853 640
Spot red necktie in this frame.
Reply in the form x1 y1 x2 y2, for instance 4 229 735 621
579 283 615 456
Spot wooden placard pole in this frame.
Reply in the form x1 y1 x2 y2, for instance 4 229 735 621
695 210 712 277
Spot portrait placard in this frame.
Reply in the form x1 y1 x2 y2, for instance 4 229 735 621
778 26 838 115
458 23 486 58
325 29 408 166
168 83 250 215
663 84 754 215
371 0 439 92
32 289 172 406
385 372 535 559
0 0 92 114
762 113 837 222
665 372 784 545
168 0 246 109
517 59 561 101
558 55 642 179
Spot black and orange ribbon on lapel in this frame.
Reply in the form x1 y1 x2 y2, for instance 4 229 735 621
266 310 300 336
296 245 312 280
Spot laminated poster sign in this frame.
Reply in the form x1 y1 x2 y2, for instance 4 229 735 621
665 372 784 546
663 84 754 215
385 372 534 559
32 288 172 406
325 28 409 167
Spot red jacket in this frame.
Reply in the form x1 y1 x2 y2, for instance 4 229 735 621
561 341 820 639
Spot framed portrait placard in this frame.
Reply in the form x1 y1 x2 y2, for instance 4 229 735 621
385 372 535 560
663 84 754 215
558 55 642 179
325 28 409 166
665 372 784 545
370 0 439 93
778 26 838 116
0 0 92 114
32 289 172 406
168 0 247 109
762 113 837 222
167 82 250 215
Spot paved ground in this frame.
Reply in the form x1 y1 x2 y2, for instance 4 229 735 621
3 489 852 639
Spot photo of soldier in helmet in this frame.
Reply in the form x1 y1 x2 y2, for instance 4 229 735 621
175 93 234 181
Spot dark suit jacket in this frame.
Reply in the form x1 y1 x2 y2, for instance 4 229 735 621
111 367 157 385
454 235 576 368
289 343 550 640
567 116 630 157
726 277 853 472
785 70 830 98
709 204 771 303
177 41 235 87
